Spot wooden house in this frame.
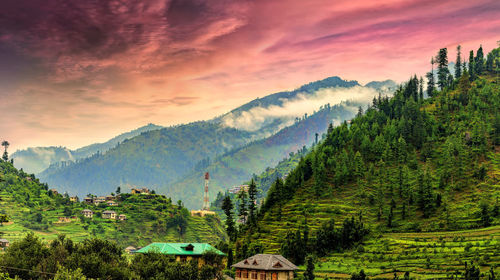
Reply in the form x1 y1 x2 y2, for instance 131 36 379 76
69 196 79 202
84 197 93 204
0 239 9 248
232 254 297 280
102 210 117 219
118 214 127 220
82 209 94 218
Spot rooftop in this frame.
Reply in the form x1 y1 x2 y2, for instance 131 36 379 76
232 254 298 271
136 243 225 256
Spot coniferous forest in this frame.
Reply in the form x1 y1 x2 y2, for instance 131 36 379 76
221 45 500 279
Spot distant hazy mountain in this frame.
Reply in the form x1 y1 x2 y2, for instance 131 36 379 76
365 79 397 92
12 123 162 174
38 76 395 208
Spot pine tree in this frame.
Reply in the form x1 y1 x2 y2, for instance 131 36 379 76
475 45 484 75
419 77 424 100
469 50 476 81
455 45 462 78
426 57 436 96
304 256 315 280
248 179 258 224
436 48 450 90
221 196 236 241
238 190 248 223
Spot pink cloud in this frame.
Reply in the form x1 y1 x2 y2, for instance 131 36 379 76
0 0 499 150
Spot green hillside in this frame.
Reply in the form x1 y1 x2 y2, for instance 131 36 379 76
0 160 226 247
234 46 500 278
166 101 364 209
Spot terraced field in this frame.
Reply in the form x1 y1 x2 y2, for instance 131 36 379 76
306 226 500 279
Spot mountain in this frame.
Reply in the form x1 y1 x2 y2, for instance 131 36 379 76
0 160 226 247
365 79 397 92
37 76 393 209
234 54 500 278
167 101 365 209
11 123 162 174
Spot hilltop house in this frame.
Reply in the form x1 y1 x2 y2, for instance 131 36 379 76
102 210 117 219
0 239 9 249
105 195 115 201
232 254 298 280
49 189 58 195
136 243 225 264
107 200 118 206
118 214 127 220
82 209 94 218
131 188 150 194
69 196 79 202
84 197 93 204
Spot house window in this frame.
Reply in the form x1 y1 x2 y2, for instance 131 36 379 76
242 270 248 278
272 272 277 280
259 272 266 280
236 270 241 277
180 256 187 262
251 271 257 279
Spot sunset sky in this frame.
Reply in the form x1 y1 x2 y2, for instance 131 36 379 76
1 0 499 151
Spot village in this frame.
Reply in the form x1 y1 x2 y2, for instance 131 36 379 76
0 173 299 280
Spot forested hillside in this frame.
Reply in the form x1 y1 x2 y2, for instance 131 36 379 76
230 46 500 278
37 76 391 209
167 101 365 209
0 160 226 247
12 123 162 174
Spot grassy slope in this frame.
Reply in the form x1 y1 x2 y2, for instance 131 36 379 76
239 73 500 278
0 161 226 248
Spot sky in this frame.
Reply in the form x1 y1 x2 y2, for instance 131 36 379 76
0 0 499 151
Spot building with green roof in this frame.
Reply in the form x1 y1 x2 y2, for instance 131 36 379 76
136 243 225 264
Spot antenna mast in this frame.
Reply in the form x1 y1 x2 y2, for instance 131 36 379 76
203 172 210 210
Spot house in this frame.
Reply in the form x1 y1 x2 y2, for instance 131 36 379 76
118 214 127 220
84 197 93 204
49 189 59 195
82 209 94 218
102 210 117 219
131 188 150 194
107 200 118 206
125 246 136 254
70 196 79 202
0 239 9 248
105 195 115 201
190 210 216 217
136 243 225 264
232 254 298 280
58 217 72 223
229 185 249 194
94 197 106 205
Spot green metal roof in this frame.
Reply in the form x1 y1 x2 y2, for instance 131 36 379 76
136 243 225 256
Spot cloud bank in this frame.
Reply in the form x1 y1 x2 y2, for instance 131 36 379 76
222 86 379 131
